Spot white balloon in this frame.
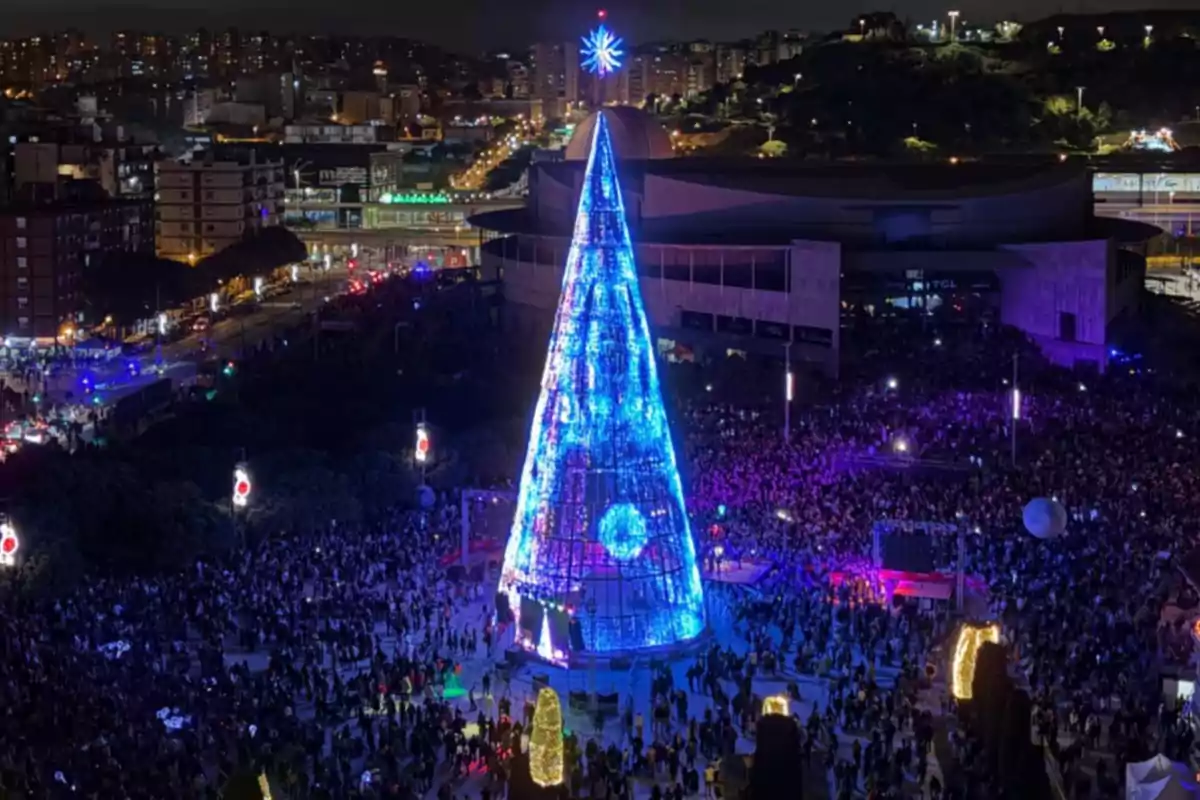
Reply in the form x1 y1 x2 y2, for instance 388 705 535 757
1023 498 1067 539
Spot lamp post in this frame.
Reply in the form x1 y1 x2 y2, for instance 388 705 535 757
947 10 960 42
783 341 794 442
1010 354 1020 467
1075 86 1086 119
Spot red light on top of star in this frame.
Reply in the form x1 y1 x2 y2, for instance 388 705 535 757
597 8 607 19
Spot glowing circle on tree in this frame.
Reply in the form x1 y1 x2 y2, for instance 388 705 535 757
581 23 624 76
1022 497 1067 539
598 503 649 561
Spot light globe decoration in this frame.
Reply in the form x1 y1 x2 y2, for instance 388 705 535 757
498 113 706 656
581 17 624 77
530 687 565 788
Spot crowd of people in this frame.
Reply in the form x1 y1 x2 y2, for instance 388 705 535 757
0 301 1196 799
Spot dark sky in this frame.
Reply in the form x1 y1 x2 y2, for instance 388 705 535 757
0 0 1195 51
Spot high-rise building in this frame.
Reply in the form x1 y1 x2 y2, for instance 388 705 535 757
499 113 706 658
531 41 581 118
154 149 284 262
715 44 746 84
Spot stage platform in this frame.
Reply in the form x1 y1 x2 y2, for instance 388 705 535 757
702 558 773 586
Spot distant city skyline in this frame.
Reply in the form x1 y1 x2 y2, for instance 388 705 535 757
0 0 1197 52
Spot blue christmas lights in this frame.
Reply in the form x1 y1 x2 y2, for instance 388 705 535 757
581 24 624 76
598 503 648 561
499 113 706 656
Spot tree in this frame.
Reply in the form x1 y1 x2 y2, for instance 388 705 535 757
81 253 198 327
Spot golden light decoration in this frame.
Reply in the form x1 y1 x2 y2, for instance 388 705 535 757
530 687 565 787
762 694 790 716
257 773 273 800
951 622 1001 700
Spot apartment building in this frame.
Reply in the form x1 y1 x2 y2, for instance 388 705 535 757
155 149 283 262
0 194 153 339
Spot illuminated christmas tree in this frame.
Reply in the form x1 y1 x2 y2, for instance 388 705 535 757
499 112 706 655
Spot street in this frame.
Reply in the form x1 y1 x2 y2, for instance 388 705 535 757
12 266 350 408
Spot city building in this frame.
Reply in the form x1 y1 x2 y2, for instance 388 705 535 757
154 149 284 262
0 186 153 339
474 108 1151 374
531 41 581 119
11 141 156 202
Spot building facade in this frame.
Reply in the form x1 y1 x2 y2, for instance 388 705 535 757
155 149 283 261
0 198 153 339
474 109 1149 374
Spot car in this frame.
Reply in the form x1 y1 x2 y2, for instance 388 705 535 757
191 317 210 333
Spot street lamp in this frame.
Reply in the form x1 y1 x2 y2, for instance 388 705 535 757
784 341 794 441
1075 86 1086 119
0 520 18 567
232 466 252 508
947 10 960 42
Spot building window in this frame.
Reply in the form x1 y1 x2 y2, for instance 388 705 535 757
17 277 28 288
16 297 28 309
15 237 26 249
17 317 29 329
15 217 25 230
16 256 26 269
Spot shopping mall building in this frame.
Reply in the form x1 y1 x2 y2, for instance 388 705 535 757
471 108 1151 374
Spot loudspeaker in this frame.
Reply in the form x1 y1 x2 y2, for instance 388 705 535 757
519 597 544 636
495 592 514 625
569 691 590 711
610 656 632 671
568 618 585 651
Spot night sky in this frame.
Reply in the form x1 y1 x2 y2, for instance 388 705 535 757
0 0 1196 51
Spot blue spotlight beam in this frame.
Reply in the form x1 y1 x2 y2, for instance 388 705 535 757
499 113 706 655
581 24 624 76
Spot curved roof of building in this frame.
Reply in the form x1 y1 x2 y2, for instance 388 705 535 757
564 107 674 162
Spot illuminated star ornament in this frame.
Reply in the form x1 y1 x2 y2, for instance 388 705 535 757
582 16 624 76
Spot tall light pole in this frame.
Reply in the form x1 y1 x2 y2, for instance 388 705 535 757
1010 354 1020 467
947 10 960 42
1075 86 1086 119
784 341 794 442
